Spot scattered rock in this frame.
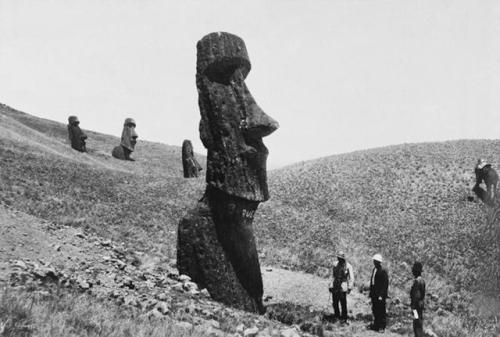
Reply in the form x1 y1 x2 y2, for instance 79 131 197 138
157 293 169 301
200 288 210 297
279 328 301 337
174 321 193 331
244 327 259 337
236 324 245 334
156 301 169 314
146 308 163 319
13 260 27 270
178 274 191 282
424 327 438 337
101 239 112 247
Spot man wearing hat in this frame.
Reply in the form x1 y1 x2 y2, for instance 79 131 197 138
410 262 426 337
330 252 354 324
369 253 389 333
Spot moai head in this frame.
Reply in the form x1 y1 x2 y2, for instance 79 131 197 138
68 115 80 126
182 139 194 158
196 32 279 202
121 118 138 151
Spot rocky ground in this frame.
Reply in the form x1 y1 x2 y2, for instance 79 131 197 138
0 203 443 337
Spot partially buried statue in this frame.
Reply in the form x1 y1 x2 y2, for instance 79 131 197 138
67 116 87 152
177 32 279 314
182 139 203 178
112 118 138 161
473 158 498 206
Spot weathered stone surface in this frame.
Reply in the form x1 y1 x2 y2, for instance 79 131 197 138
182 139 203 178
112 118 138 161
177 32 278 314
67 116 87 152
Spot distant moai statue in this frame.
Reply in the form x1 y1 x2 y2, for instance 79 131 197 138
182 140 203 178
473 159 498 206
67 116 87 152
177 32 279 314
112 118 138 161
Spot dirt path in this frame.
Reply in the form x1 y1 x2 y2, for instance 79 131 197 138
262 267 407 336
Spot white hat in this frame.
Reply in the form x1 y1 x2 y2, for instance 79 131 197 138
372 253 383 262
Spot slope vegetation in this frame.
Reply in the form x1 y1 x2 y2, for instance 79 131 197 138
0 102 206 260
1 102 499 336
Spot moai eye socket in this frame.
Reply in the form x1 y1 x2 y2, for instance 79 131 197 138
204 58 250 85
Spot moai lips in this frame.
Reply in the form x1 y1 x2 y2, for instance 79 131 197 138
67 115 87 152
178 32 278 314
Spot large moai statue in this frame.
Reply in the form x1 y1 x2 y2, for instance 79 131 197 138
67 116 87 152
112 118 138 161
177 32 279 314
182 139 203 178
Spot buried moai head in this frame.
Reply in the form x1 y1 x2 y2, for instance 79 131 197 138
121 118 138 151
197 32 279 202
112 118 138 161
67 115 87 152
182 139 203 178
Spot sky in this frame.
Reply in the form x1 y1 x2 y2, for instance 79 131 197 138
1 0 499 168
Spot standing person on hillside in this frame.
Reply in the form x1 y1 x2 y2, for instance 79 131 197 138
410 262 426 337
330 252 354 325
368 253 389 333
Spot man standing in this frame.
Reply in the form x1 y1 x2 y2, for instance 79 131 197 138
369 253 389 333
410 262 426 337
330 252 354 324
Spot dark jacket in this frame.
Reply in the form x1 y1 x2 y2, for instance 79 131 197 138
369 267 389 300
410 276 426 310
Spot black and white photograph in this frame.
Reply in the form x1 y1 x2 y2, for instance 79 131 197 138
0 1 499 336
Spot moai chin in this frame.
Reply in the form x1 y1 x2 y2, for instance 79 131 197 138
112 118 138 161
67 115 87 152
182 139 203 178
177 32 279 314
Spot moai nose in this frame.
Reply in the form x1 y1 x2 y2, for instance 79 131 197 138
131 129 138 139
245 103 279 138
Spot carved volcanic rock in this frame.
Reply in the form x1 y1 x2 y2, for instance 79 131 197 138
177 196 258 312
177 32 278 314
67 116 87 152
112 119 138 161
182 140 202 178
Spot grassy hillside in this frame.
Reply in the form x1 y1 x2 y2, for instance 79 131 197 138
253 141 500 333
263 142 499 292
0 102 206 260
1 102 499 336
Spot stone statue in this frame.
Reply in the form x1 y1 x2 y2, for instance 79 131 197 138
473 158 498 206
177 32 279 314
182 139 203 178
67 116 87 152
112 118 138 161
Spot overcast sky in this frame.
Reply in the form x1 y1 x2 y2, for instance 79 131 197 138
1 0 499 168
